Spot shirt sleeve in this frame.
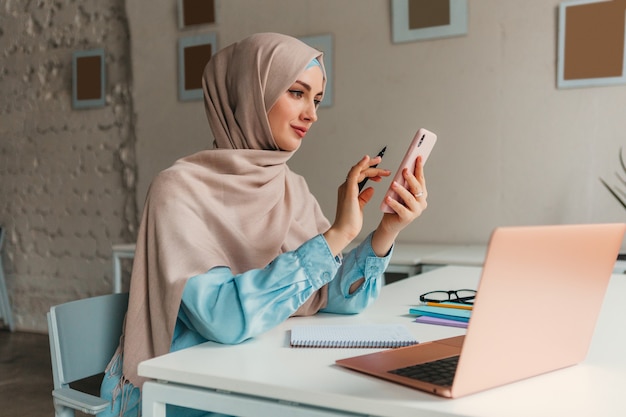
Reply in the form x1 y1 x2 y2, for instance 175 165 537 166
175 232 393 350
175 234 339 347
322 232 393 314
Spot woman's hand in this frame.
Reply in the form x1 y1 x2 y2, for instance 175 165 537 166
371 155 428 256
323 155 390 256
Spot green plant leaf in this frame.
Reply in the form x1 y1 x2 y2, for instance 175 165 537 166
600 177 626 210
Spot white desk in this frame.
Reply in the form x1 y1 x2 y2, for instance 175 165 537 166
139 266 626 417
380 243 452 276
111 243 136 293
419 244 487 269
344 242 486 277
372 241 621 274
114 242 621 293
112 242 485 291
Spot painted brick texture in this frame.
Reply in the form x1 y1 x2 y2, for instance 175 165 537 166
0 0 137 332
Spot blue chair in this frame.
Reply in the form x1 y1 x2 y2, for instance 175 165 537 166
47 293 129 416
0 226 15 331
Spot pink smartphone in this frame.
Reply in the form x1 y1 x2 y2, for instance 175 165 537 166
380 128 437 213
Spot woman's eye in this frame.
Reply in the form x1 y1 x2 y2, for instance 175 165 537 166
314 99 321 107
288 89 304 98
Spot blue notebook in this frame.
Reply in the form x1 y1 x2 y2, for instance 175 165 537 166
414 315 468 328
409 305 471 323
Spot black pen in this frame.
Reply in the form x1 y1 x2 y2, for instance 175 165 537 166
358 146 387 191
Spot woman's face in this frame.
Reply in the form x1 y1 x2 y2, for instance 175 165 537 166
268 65 324 152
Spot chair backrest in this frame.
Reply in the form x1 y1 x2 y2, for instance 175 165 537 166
0 226 15 332
47 293 129 389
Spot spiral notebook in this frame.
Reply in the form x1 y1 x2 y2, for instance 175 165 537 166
290 324 418 348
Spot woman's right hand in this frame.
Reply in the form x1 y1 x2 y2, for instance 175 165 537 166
323 155 390 256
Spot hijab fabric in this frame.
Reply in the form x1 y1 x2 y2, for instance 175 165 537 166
120 33 330 388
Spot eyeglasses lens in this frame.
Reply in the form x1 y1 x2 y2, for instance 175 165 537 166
421 289 476 304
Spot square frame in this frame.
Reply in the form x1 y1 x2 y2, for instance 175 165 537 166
557 0 626 89
299 34 333 108
178 33 217 101
391 0 468 44
72 49 106 109
177 0 217 29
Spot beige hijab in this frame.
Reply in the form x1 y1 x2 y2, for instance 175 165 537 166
120 33 331 388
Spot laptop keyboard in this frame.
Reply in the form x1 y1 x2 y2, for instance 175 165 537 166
389 355 459 387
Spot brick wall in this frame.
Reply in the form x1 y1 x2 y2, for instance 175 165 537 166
0 0 136 332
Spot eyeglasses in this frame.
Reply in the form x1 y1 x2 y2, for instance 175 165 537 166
419 289 476 305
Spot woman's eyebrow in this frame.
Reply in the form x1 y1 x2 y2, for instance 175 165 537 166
294 80 312 91
294 80 323 97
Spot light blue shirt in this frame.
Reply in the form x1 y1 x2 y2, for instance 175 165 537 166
100 232 392 417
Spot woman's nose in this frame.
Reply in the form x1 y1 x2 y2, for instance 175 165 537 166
302 101 318 122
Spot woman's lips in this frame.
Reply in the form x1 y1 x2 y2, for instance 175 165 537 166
292 125 308 138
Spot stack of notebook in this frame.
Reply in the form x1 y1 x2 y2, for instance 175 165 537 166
409 303 471 328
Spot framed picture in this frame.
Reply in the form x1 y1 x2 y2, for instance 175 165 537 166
391 0 468 44
177 0 217 29
299 34 333 108
72 49 106 109
178 33 217 101
557 0 626 89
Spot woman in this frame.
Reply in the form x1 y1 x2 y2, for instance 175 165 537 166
101 32 428 416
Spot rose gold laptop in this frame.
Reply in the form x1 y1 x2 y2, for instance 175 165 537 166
336 223 626 398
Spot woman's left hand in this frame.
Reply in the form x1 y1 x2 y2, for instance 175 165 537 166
371 156 428 256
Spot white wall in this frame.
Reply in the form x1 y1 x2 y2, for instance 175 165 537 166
127 0 626 248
